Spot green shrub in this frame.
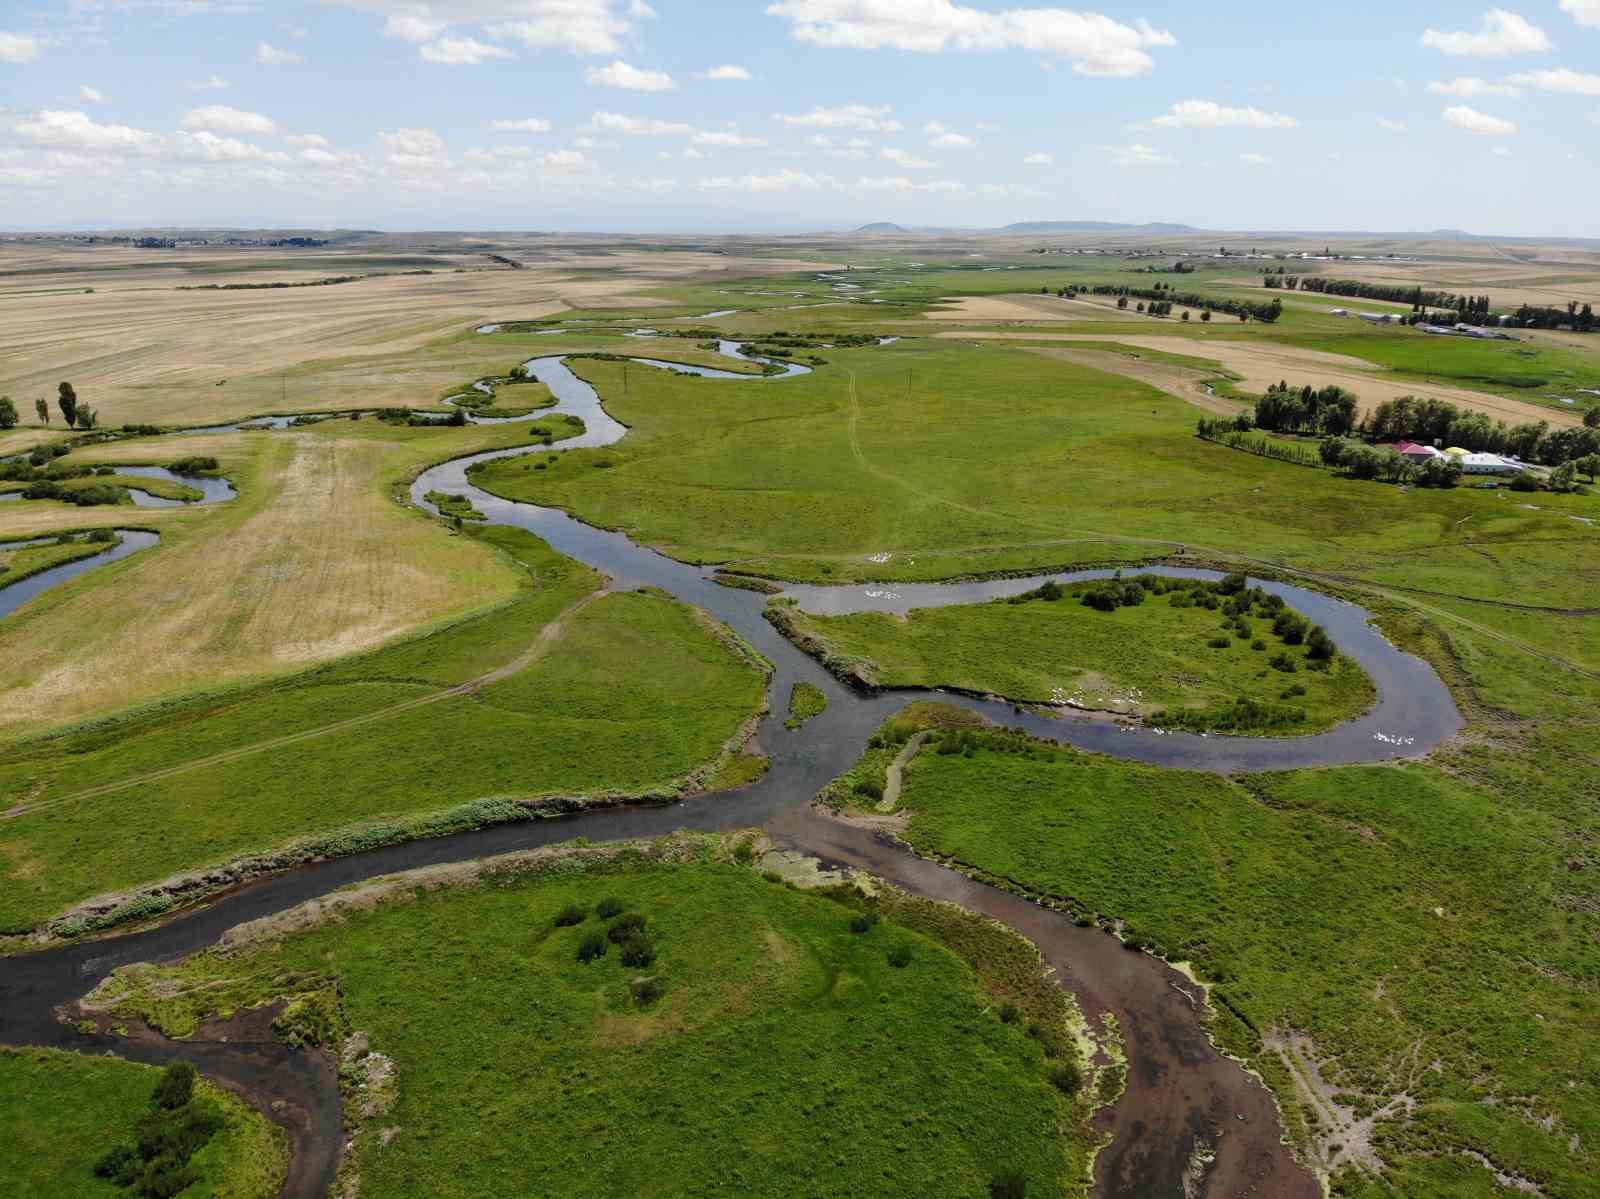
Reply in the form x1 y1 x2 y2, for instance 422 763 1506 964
887 944 912 968
1049 1062 1084 1095
631 976 663 1005
853 778 884 801
998 1001 1020 1024
553 903 586 927
990 1170 1029 1199
152 1062 196 1111
1268 652 1297 673
1206 636 1232 649
576 932 608 963
595 896 624 919
166 456 218 474
849 911 880 934
732 840 755 865
619 936 656 968
607 912 647 944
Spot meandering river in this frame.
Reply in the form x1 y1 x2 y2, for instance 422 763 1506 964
2 338 1463 1199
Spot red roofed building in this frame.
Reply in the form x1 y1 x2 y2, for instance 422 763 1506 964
1392 441 1442 462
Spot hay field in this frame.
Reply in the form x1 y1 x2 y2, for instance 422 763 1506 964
0 421 534 739
0 243 829 426
939 331 1584 427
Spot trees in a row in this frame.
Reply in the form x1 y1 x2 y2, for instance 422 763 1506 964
1089 282 1281 323
1366 395 1600 465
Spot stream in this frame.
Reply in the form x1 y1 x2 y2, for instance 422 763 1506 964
0 339 1463 1199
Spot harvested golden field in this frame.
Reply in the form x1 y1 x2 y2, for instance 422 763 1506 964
940 331 1584 428
0 421 534 739
921 293 1122 322
0 243 830 426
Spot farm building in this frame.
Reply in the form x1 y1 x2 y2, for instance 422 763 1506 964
1392 441 1443 463
1445 449 1524 474
1357 312 1399 325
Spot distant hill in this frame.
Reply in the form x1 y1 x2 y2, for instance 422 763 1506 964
998 220 1201 235
854 222 910 234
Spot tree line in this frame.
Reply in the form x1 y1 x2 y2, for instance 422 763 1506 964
1088 282 1282 322
1262 271 1492 318
0 383 99 430
1365 394 1600 464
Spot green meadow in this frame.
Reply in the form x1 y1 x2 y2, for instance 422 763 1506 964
0 527 765 935
0 1046 285 1199
88 848 1089 1199
775 576 1374 732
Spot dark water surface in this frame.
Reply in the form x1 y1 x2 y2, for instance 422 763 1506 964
2 343 1458 1198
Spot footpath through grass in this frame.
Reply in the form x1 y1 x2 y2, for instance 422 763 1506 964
776 574 1374 734
87 846 1089 1199
0 1046 285 1199
0 527 766 936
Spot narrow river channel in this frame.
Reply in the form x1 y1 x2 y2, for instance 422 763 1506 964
1 339 1462 1199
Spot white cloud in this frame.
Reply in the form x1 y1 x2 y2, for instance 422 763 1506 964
587 110 694 135
256 42 303 65
1443 104 1518 135
378 127 447 156
1428 76 1521 97
385 14 447 41
188 74 229 90
583 59 674 89
465 145 533 160
1022 151 1053 164
0 32 42 64
700 168 825 192
14 110 156 154
1150 100 1297 129
172 130 277 163
1111 142 1171 166
490 116 552 132
1421 9 1551 57
1561 0 1600 27
181 105 278 135
1507 67 1600 95
336 1 635 55
1376 118 1407 131
697 64 751 80
79 86 106 103
1239 151 1270 165
766 1 1175 77
421 36 513 63
286 133 330 148
572 135 603 147
806 133 833 147
629 0 658 17
980 182 1041 197
539 148 588 167
691 130 766 147
1492 145 1512 155
774 103 902 131
845 136 871 147
925 123 974 147
881 146 935 168
0 166 56 187
854 175 965 192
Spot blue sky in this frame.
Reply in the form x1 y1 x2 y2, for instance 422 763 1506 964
2 1 1597 234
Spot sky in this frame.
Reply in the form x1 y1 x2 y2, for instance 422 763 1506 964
1 1 1598 236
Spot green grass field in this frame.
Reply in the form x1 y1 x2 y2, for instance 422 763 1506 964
775 576 1374 732
0 527 766 935
1 534 119 588
0 1046 285 1199
871 614 1600 1199
468 340 1600 613
86 846 1089 1199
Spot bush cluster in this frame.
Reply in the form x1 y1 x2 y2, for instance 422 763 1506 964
93 1062 223 1199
